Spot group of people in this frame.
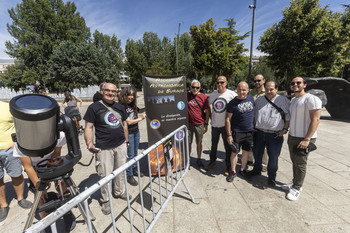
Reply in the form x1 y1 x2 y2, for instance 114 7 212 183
187 75 322 201
0 76 322 226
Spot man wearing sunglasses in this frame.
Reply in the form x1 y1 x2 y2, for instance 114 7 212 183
187 80 210 168
283 77 322 201
84 83 131 215
249 74 268 171
205 76 237 174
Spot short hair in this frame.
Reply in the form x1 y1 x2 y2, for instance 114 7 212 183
38 89 46 94
265 80 278 89
191 79 200 87
292 76 307 84
255 74 265 80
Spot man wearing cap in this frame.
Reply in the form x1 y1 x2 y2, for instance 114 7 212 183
205 76 237 173
247 81 290 186
283 77 322 201
187 80 210 168
0 101 32 222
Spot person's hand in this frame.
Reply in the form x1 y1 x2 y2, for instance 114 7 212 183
203 125 208 134
5 144 14 151
141 114 147 120
297 139 310 149
227 135 233 145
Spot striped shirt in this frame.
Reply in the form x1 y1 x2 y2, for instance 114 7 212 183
254 94 290 131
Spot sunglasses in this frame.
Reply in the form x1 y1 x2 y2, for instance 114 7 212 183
103 88 117 93
290 81 303 86
191 86 200 90
254 79 262 83
216 81 225 85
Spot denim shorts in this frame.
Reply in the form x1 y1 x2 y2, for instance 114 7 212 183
0 148 23 178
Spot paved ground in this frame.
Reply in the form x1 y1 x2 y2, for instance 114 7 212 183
1 92 350 233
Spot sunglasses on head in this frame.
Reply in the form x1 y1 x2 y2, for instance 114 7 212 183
290 81 303 86
216 81 225 85
191 86 200 90
254 79 262 83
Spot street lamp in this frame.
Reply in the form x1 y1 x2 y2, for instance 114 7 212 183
248 0 256 83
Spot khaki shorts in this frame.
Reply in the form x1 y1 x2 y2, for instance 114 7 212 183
188 124 204 144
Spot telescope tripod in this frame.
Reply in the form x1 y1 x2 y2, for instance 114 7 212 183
24 171 96 232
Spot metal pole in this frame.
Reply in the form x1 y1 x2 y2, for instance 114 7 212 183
176 23 181 75
248 0 256 83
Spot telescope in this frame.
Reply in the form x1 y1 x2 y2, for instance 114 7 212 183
9 94 95 231
9 94 81 179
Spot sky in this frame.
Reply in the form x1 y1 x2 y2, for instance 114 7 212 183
0 0 347 59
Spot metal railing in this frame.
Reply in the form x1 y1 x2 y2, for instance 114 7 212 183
25 125 198 232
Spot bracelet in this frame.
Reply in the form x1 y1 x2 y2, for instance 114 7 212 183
227 135 232 137
204 123 208 125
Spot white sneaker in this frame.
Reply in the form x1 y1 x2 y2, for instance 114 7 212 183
286 187 301 201
281 183 302 191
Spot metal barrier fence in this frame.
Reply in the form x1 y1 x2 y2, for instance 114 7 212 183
25 125 198 232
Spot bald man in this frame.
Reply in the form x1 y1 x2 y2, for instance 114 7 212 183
225 82 255 182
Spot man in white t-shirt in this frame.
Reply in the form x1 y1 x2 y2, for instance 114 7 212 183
205 76 237 174
283 77 322 201
13 132 76 231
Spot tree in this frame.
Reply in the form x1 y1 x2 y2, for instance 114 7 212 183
49 41 117 90
124 39 148 89
5 0 90 89
340 6 350 80
92 30 124 73
258 0 347 85
190 18 248 85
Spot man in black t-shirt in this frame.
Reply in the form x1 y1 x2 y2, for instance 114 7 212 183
225 81 255 182
84 83 131 215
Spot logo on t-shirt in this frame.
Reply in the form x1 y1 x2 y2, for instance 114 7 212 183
213 98 227 113
238 101 253 113
104 111 121 127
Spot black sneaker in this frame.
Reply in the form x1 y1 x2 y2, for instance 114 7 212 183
247 161 254 166
133 168 145 177
127 175 138 186
63 211 76 231
196 159 204 168
0 207 9 222
239 169 249 178
226 171 237 182
268 178 276 187
246 170 261 178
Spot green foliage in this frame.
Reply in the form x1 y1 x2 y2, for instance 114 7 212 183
5 0 90 89
124 39 148 89
92 30 124 72
190 18 248 86
49 41 117 90
258 0 348 85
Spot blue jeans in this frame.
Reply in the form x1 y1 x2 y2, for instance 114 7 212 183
127 132 140 176
253 130 283 180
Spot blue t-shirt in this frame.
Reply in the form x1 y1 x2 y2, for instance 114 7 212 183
226 95 254 132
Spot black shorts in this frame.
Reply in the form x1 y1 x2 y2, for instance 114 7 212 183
233 131 254 152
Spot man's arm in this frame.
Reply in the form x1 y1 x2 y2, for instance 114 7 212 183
298 109 321 149
225 112 233 145
20 157 40 189
203 107 211 134
51 146 62 159
84 121 95 149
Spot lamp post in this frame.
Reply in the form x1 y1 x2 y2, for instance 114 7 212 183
248 0 256 83
176 23 181 75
